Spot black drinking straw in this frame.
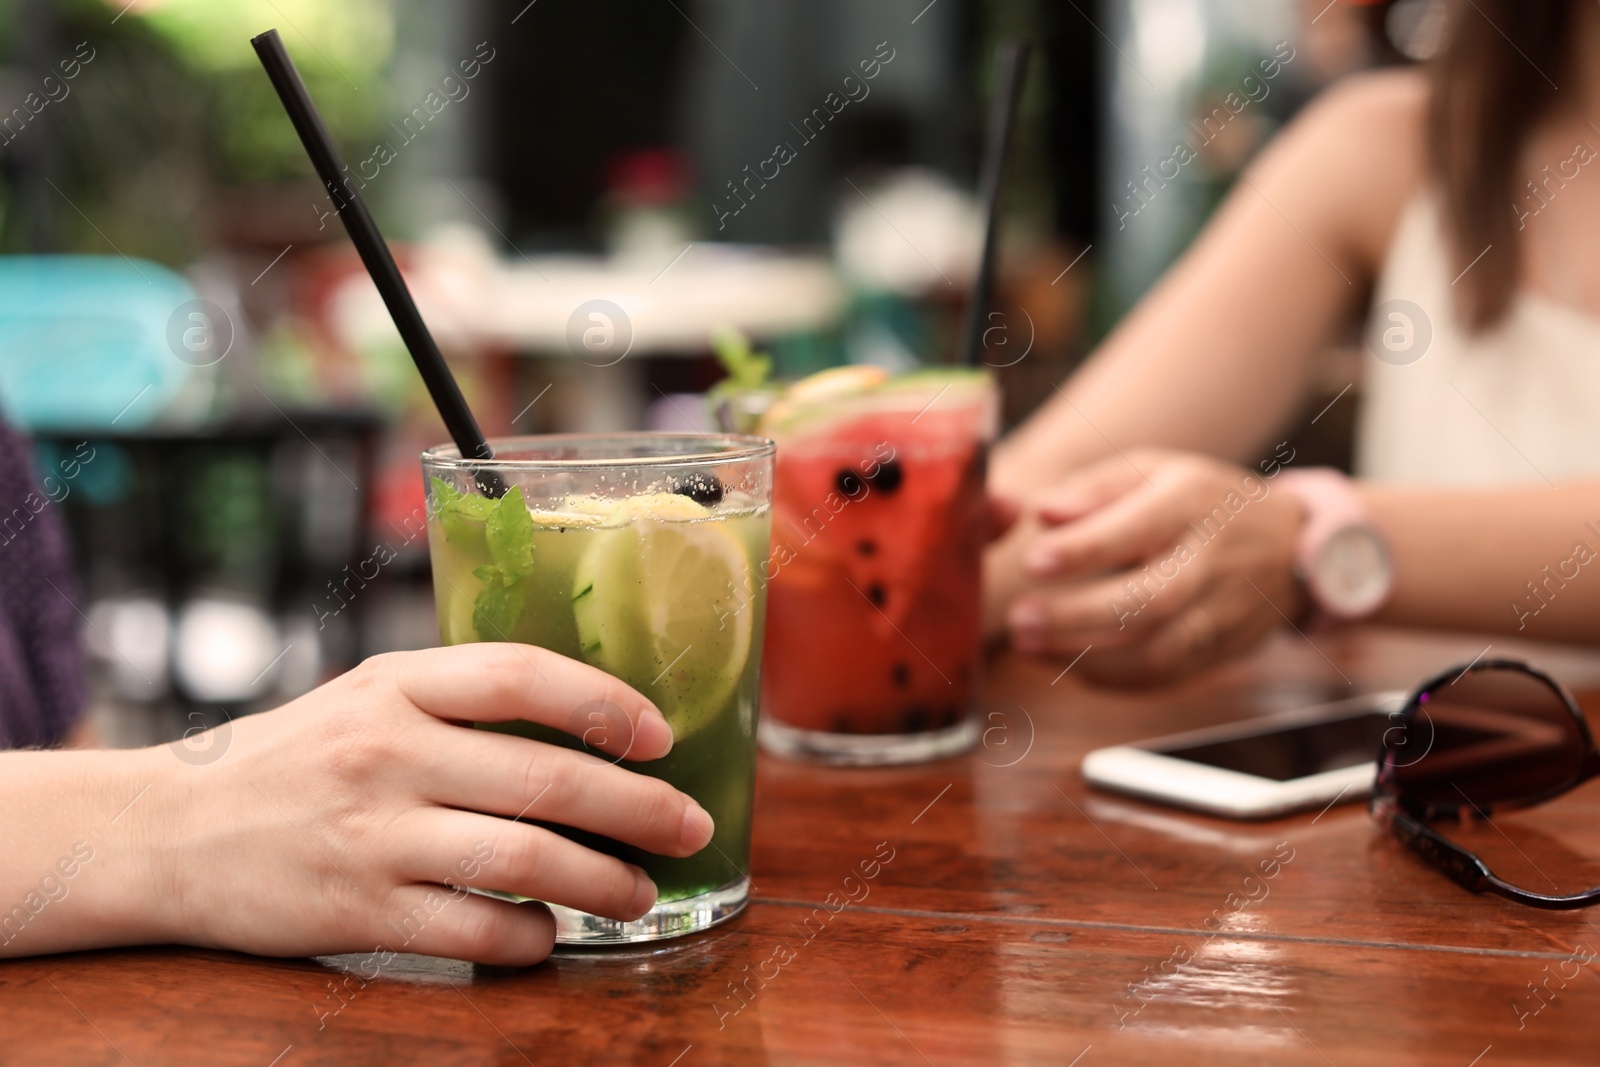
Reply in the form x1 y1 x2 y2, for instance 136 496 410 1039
251 29 506 496
957 40 1032 368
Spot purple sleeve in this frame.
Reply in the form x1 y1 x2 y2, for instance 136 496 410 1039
0 422 88 749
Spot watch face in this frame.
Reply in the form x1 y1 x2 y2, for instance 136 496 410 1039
1313 525 1393 617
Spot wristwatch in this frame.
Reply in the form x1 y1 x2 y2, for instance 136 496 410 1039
1275 468 1393 621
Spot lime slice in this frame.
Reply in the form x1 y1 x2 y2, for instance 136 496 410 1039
875 366 991 391
785 364 888 402
528 505 611 529
622 492 716 522
762 366 995 435
572 500 752 740
762 365 889 430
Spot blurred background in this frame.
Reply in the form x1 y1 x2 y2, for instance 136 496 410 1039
0 0 1440 745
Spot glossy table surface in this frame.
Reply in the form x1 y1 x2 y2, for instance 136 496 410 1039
6 626 1600 1066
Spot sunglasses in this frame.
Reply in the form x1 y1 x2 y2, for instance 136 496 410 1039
1370 657 1600 909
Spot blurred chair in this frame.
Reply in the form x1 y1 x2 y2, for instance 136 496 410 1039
37 414 381 728
0 256 198 432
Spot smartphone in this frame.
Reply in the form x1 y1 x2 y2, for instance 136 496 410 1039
1081 692 1409 819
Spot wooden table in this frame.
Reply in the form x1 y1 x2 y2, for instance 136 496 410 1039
6 626 1600 1065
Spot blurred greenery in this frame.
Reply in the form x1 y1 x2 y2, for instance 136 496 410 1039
0 0 394 263
136 0 393 181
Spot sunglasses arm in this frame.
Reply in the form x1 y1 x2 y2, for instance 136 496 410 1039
1375 800 1492 892
1376 798 1600 910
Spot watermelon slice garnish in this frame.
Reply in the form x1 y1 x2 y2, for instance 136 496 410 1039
759 367 996 733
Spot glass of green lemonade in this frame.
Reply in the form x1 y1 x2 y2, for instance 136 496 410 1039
421 433 773 944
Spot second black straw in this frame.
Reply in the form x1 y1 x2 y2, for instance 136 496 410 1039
958 40 1032 368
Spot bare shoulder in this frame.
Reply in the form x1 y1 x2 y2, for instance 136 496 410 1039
1292 67 1428 170
1252 68 1430 272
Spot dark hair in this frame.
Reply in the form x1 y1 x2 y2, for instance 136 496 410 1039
1429 0 1577 330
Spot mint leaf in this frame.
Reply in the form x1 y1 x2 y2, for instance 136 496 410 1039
471 565 524 640
431 476 496 546
708 326 772 399
485 485 535 577
430 476 493 518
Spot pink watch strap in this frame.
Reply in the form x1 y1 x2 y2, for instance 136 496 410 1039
1275 467 1391 620
1277 469 1369 548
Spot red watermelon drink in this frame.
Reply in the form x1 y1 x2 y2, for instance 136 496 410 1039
756 366 998 764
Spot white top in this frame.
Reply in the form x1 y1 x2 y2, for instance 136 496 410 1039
1355 193 1600 486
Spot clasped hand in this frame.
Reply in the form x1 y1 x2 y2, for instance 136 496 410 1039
1000 450 1308 686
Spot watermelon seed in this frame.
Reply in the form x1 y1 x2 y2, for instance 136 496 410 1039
869 459 904 495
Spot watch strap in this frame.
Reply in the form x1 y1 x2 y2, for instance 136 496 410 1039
1275 467 1392 621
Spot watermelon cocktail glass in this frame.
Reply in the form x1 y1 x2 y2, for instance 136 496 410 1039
755 368 998 765
421 434 773 943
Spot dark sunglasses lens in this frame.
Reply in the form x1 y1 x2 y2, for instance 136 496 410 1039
1387 667 1584 813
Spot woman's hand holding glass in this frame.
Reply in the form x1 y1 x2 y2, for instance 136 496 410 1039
3 644 714 966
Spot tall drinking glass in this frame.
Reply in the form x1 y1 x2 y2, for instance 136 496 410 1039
421 434 773 943
753 368 998 764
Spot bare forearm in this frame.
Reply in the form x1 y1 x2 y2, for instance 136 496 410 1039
994 139 1396 497
994 253 1335 497
993 77 1429 502
1366 483 1600 642
0 748 176 956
